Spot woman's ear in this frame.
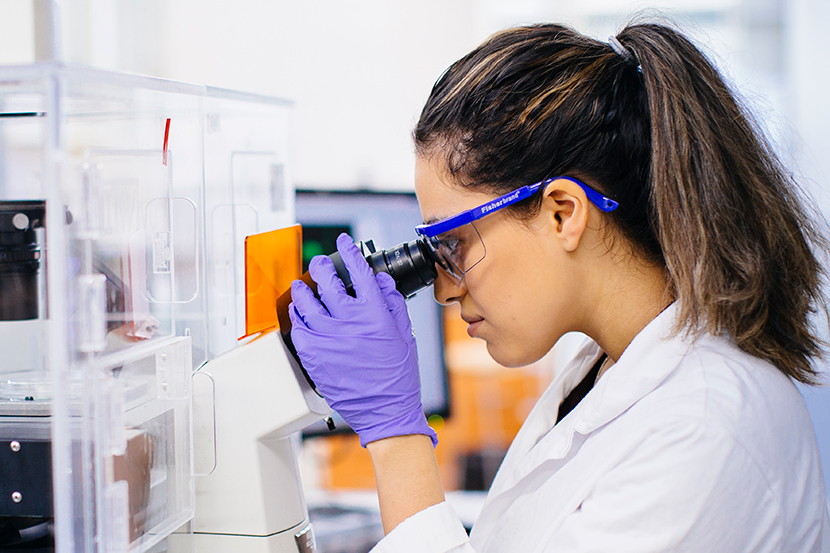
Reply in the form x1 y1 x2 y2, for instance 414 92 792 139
541 178 590 252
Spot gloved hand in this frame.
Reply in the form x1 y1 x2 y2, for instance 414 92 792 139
289 233 437 448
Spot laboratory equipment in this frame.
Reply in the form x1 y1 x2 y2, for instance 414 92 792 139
291 191 450 439
293 237 436 301
0 62 327 553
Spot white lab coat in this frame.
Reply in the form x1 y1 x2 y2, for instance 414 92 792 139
371 303 830 552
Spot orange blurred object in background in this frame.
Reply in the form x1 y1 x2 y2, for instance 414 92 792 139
243 224 302 338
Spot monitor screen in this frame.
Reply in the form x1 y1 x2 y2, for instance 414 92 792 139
297 190 449 438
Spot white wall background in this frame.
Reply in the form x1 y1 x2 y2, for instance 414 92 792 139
1 0 828 498
0 0 826 194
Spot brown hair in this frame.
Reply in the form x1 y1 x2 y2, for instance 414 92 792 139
414 23 828 384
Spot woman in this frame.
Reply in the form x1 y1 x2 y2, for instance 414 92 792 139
289 22 830 551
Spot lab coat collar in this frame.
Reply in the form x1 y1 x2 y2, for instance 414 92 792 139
488 302 692 492
573 302 692 434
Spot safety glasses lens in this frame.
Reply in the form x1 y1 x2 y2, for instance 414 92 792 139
425 222 485 283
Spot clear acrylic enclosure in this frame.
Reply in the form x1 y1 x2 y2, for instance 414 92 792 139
0 63 293 552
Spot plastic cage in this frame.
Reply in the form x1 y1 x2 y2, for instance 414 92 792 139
0 63 293 552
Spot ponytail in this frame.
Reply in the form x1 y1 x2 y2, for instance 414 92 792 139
619 24 826 383
414 22 828 383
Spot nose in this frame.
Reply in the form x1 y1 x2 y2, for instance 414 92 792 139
433 267 466 306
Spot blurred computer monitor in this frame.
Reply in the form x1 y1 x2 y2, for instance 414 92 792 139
297 189 449 438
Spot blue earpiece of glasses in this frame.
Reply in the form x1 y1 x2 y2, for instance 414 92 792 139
415 176 618 238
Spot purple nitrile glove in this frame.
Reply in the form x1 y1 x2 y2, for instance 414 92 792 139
288 233 437 448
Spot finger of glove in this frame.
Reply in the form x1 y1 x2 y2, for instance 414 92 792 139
290 280 331 330
287 300 307 331
288 306 325 381
376 272 413 339
336 234 384 304
288 304 312 359
308 255 353 320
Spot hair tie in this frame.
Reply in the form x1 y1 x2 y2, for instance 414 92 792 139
608 36 642 73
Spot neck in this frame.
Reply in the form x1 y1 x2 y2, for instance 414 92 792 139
578 249 673 363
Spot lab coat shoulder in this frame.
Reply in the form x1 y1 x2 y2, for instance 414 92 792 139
536 335 828 552
671 336 829 550
472 308 829 552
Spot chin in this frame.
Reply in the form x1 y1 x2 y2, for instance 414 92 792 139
485 342 540 368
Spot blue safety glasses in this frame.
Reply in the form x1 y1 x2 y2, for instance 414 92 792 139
415 176 618 283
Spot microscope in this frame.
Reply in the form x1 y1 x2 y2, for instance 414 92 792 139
187 223 440 551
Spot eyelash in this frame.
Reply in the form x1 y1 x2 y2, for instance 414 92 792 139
438 235 461 253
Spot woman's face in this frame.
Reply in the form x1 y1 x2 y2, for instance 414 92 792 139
415 155 583 367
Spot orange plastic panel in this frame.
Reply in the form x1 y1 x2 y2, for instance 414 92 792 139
243 224 302 338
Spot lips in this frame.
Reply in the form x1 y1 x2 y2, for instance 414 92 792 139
461 313 483 325
462 314 484 337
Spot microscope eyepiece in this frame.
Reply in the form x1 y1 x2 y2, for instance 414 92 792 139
357 238 438 300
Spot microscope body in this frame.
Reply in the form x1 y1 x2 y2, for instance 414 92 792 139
187 330 330 553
